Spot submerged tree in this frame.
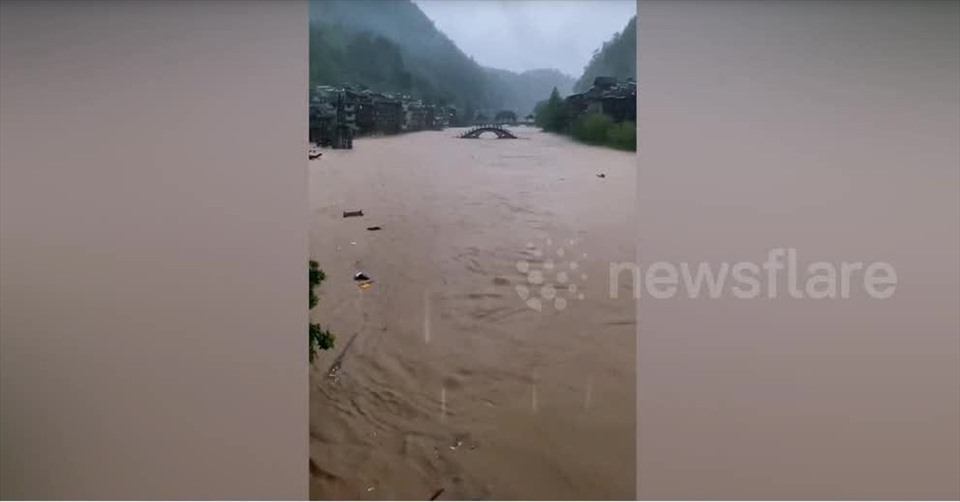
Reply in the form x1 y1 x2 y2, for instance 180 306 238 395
309 260 335 363
535 87 569 133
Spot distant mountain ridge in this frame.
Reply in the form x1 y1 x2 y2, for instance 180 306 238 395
483 67 575 116
309 0 575 116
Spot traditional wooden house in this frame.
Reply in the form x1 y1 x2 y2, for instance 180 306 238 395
565 76 637 124
309 86 354 149
373 94 403 135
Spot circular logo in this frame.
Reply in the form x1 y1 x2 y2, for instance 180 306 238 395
515 237 587 311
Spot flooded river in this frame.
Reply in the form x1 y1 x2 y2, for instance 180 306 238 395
308 127 636 500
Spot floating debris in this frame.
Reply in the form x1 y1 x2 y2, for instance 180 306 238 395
366 226 382 231
596 172 606 178
343 210 364 218
327 333 359 379
354 272 371 281
449 433 473 451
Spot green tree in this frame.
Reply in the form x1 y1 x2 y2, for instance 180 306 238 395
535 87 569 133
572 113 614 145
606 120 636 151
309 260 335 363
569 113 636 151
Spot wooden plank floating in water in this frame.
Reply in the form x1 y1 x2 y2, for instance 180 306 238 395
342 210 363 218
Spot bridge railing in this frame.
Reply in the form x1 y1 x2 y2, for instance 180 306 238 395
457 124 519 139
465 124 512 130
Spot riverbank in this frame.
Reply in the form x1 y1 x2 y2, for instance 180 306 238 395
568 114 636 151
534 84 637 152
531 118 637 152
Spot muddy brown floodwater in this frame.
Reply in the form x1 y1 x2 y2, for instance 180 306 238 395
308 127 636 500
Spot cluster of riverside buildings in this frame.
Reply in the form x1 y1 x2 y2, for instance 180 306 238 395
309 84 458 149
565 76 637 124
308 78 636 150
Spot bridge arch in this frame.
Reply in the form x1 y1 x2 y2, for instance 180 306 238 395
458 124 518 139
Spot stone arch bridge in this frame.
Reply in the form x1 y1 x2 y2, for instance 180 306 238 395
458 124 518 139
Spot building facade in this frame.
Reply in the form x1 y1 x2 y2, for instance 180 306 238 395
309 86 355 149
565 76 637 124
310 84 456 147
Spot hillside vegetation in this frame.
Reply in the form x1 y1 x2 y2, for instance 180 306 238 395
573 16 637 92
309 0 574 116
536 16 638 151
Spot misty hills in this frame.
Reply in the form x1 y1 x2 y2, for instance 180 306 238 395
308 0 574 116
574 16 637 92
483 68 574 117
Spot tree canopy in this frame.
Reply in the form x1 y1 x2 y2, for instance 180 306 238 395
309 0 574 116
534 87 569 133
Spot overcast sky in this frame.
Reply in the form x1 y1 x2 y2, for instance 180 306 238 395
413 0 636 78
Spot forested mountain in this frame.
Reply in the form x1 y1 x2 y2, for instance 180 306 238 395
309 0 488 109
308 0 573 115
573 16 637 92
309 22 424 95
